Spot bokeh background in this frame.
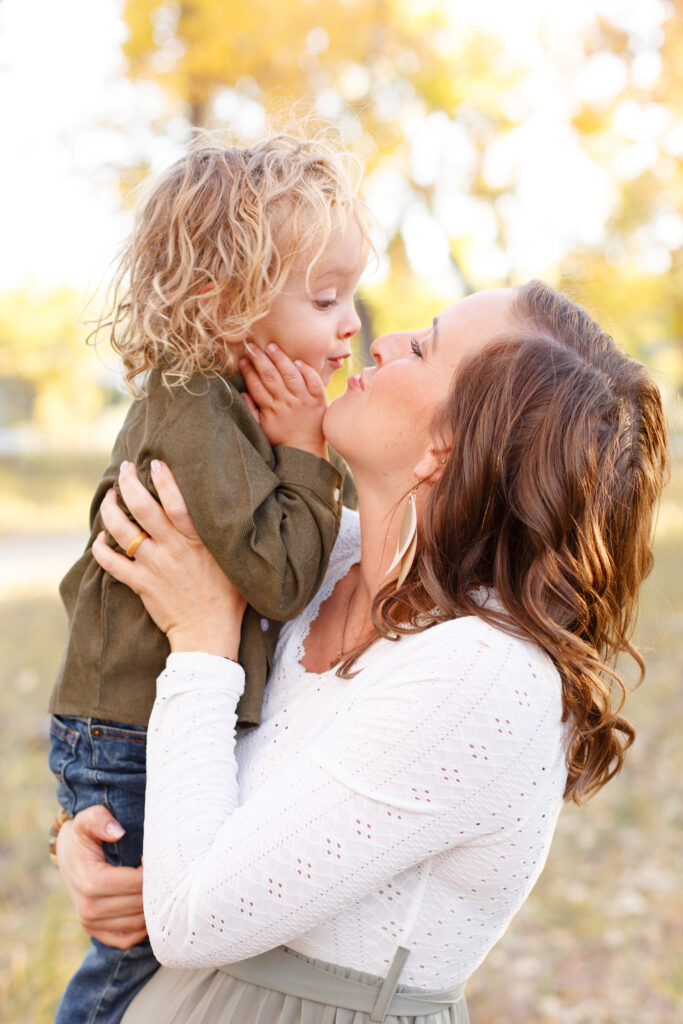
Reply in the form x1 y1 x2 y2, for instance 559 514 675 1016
0 1 681 1021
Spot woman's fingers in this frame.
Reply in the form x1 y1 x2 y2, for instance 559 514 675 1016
77 880 146 920
66 807 144 894
88 922 149 950
99 463 200 556
56 808 147 947
78 886 146 925
117 462 171 540
89 922 148 949
92 531 143 590
149 461 200 540
69 803 127 849
99 489 148 556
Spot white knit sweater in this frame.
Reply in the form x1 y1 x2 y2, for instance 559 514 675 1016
143 509 567 989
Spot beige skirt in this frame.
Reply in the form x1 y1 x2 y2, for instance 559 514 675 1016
121 945 469 1024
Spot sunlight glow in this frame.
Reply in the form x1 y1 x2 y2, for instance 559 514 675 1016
0 0 672 290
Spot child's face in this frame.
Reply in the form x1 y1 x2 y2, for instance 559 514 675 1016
247 218 368 386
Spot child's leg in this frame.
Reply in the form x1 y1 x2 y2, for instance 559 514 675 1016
49 716 159 1024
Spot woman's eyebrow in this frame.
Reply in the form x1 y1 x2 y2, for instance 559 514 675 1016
430 317 439 354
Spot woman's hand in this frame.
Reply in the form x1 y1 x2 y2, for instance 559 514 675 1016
92 460 246 659
240 343 328 460
56 806 146 949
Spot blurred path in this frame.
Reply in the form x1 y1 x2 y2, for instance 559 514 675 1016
0 532 88 598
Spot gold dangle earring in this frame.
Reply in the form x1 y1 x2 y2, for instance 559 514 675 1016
387 484 419 588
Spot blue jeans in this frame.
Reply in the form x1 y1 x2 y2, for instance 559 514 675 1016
49 715 160 1024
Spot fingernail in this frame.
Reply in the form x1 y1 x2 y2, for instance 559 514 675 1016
120 460 130 471
151 459 161 475
267 343 277 353
106 822 125 839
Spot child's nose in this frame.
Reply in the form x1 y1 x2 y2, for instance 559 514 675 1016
340 304 362 340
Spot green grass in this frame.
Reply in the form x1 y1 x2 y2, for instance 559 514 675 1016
1 460 682 1022
0 596 89 1022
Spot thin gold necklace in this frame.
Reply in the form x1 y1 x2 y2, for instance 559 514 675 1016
333 572 368 668
338 583 359 661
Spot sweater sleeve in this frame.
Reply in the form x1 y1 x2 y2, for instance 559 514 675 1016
142 625 565 968
136 376 344 622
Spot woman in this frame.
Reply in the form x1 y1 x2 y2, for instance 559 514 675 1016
55 282 667 1022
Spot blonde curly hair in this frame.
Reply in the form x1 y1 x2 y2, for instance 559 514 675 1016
95 131 372 393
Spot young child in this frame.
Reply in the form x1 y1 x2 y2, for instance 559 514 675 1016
48 132 371 1024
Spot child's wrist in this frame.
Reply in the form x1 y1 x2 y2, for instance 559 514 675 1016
282 439 328 460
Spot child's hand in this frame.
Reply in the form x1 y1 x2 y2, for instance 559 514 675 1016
240 343 328 459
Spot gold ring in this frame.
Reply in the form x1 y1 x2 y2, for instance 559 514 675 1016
126 530 149 559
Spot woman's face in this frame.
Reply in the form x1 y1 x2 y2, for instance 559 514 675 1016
324 288 516 482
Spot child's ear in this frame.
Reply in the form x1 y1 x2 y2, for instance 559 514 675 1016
413 446 450 485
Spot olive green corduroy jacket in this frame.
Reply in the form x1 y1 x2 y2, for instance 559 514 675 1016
48 370 355 728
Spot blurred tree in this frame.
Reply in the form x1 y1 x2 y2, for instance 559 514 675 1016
560 0 683 368
117 0 682 376
0 287 122 437
120 0 523 292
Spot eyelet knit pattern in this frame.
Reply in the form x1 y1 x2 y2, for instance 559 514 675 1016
143 509 568 988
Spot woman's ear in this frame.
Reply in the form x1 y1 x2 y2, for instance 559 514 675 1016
413 446 450 484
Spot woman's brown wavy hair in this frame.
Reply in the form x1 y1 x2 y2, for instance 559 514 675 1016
340 281 669 804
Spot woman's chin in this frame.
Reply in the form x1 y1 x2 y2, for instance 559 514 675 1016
322 396 350 454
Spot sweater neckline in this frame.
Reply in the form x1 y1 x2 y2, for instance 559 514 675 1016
283 513 364 678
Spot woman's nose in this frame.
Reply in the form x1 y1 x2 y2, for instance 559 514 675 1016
370 332 413 366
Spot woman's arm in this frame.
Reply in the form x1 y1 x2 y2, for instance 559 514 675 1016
93 466 565 969
55 463 246 948
140 635 564 968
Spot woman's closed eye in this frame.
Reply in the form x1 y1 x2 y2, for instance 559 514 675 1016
410 336 423 357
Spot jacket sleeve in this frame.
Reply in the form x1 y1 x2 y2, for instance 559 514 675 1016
136 376 344 622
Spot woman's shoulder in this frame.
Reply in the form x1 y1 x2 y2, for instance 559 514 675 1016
406 612 559 687
319 611 567 808
362 611 563 729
